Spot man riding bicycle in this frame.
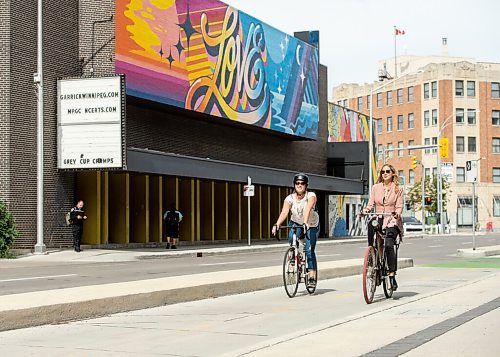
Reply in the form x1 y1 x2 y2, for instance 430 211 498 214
272 173 320 288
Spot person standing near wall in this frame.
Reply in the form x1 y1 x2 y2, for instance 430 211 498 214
164 203 183 249
70 200 87 252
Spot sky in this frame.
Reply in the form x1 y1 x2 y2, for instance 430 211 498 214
224 0 499 97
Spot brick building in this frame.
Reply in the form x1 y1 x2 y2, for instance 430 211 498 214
0 1 363 249
333 55 500 232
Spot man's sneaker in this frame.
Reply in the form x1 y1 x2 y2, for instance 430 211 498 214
166 243 170 249
171 245 177 249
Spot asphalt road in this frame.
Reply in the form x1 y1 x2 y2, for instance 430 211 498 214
1 233 499 296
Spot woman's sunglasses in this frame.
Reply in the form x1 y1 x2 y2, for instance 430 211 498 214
295 181 306 186
380 170 393 174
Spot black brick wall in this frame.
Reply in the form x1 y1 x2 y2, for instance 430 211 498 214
2 1 329 248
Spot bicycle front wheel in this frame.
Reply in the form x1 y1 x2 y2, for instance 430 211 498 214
283 247 299 297
362 246 377 304
382 257 394 298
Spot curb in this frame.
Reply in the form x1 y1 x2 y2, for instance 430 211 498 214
457 245 500 258
0 258 413 331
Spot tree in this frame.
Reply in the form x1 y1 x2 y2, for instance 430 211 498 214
0 199 18 258
406 176 451 215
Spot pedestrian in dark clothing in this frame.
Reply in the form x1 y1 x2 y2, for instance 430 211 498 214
70 200 87 252
163 203 183 249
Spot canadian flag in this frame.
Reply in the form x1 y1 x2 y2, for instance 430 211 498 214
395 28 406 35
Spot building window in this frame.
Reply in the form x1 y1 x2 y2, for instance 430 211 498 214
397 88 403 104
431 81 437 98
468 137 476 153
387 116 393 132
367 95 371 109
424 83 429 99
494 196 500 217
456 108 464 124
431 137 437 153
408 86 414 102
467 81 476 97
398 141 404 157
408 140 415 155
377 144 383 161
456 136 465 152
387 91 393 106
456 167 465 182
409 169 415 184
432 109 438 125
493 110 500 126
398 170 404 185
397 115 403 131
387 143 393 158
408 113 414 129
467 109 476 125
425 168 431 178
494 168 500 183
432 167 437 177
337 100 342 106
377 93 382 107
424 137 430 154
456 80 464 96
492 82 500 98
377 119 383 134
424 110 430 127
357 97 363 111
343 99 348 107
493 138 500 153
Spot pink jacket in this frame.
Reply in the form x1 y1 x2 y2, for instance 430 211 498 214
366 182 404 236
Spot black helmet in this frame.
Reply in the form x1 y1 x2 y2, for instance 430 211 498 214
293 173 309 185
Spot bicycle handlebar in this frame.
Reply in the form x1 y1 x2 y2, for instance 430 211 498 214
272 224 309 241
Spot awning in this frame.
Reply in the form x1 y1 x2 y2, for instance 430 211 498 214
126 147 364 194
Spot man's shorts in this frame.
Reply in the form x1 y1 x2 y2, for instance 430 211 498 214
166 224 179 238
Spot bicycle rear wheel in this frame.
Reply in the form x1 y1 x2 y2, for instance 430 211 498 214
362 246 377 304
283 247 299 297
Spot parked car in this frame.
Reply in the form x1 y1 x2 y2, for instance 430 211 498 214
402 216 423 232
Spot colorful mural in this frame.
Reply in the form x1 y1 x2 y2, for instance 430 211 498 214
327 103 377 184
115 0 319 139
327 103 374 237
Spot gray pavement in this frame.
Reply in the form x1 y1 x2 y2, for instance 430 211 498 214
0 267 498 356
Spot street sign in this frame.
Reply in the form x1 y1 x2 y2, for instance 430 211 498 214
466 160 477 182
441 162 454 182
439 138 449 158
243 185 255 197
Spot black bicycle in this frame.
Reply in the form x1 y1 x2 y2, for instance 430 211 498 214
360 212 400 304
274 225 317 297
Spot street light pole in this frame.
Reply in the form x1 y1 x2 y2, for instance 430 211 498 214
437 114 453 234
34 0 46 254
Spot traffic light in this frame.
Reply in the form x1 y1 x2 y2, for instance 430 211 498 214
411 155 418 170
424 196 432 206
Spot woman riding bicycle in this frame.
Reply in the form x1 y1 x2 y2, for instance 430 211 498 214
363 164 403 290
272 173 320 287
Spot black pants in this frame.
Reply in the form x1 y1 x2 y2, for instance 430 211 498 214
368 222 399 273
72 225 83 250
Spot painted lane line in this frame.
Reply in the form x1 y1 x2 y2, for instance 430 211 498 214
199 261 246 266
0 274 78 283
317 254 341 257
428 245 443 248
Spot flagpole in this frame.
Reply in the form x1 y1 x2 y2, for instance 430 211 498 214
394 25 397 78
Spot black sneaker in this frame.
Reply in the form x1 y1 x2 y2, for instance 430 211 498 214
391 276 398 291
166 243 170 249
171 245 177 249
307 278 316 288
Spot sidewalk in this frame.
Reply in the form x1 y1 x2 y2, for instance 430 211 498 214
0 253 413 331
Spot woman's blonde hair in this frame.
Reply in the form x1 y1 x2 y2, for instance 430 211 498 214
376 163 400 189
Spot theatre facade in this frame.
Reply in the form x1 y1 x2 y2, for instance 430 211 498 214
0 0 364 248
